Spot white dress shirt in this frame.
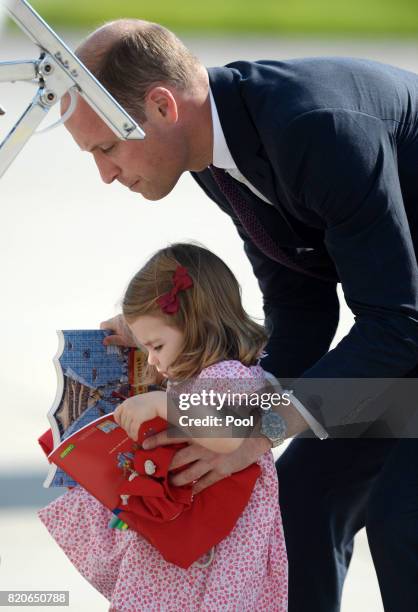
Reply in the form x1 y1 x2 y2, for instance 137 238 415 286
209 88 328 440
209 89 273 205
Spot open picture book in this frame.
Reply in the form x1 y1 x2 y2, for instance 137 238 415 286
43 329 153 487
47 411 168 510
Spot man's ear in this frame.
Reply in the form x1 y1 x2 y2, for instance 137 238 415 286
145 87 178 124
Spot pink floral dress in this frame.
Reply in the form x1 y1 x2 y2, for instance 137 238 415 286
39 360 288 611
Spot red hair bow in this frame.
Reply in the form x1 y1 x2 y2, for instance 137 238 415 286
157 265 193 314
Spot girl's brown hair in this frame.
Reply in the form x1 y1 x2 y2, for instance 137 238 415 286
122 243 268 380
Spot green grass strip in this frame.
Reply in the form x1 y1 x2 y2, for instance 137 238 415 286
26 0 418 36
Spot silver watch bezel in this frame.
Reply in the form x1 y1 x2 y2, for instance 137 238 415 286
260 409 287 447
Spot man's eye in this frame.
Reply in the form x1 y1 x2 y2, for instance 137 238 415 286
154 345 163 352
101 145 115 154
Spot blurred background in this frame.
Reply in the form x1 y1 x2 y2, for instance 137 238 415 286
1 1 418 610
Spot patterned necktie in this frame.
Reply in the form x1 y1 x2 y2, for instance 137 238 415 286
209 165 334 282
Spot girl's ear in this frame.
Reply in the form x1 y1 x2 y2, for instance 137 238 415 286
145 87 179 124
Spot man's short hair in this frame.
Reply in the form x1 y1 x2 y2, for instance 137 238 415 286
77 20 201 123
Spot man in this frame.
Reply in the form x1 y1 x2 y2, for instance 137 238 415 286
64 19 418 612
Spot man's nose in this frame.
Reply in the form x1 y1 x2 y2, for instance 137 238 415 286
94 153 120 184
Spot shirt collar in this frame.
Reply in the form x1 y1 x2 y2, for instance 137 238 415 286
209 86 237 170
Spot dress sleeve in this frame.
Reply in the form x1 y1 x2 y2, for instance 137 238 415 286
166 361 269 444
198 360 266 394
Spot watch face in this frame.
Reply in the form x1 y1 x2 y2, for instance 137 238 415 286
262 411 287 440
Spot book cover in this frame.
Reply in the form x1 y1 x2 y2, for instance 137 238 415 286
44 329 150 488
48 412 144 510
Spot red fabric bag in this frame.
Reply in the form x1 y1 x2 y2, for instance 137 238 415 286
38 418 261 569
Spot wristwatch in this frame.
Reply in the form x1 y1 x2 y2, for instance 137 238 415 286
260 409 287 448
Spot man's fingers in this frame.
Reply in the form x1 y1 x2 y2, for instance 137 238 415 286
142 428 191 450
192 471 225 495
169 444 210 470
169 460 210 487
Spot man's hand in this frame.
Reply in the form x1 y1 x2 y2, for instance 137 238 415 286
142 428 271 494
100 314 137 347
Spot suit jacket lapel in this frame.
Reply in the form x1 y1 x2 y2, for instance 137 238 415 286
207 66 324 247
208 66 280 210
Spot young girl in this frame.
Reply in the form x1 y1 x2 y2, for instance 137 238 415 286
39 243 288 611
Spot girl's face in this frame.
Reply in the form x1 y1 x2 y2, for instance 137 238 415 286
128 314 184 378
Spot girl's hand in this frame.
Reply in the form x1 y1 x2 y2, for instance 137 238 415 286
100 314 137 347
114 391 167 440
100 315 166 386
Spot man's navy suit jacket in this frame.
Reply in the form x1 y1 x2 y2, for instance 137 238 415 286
191 57 418 432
